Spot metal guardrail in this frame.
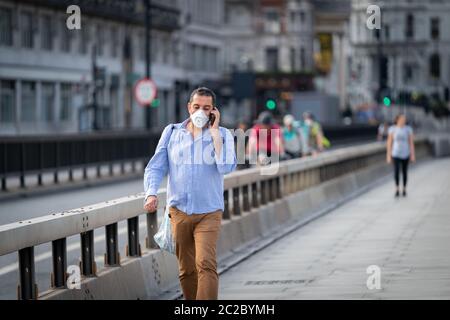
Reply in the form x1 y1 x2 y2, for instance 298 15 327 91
0 131 160 191
0 135 430 299
0 125 377 192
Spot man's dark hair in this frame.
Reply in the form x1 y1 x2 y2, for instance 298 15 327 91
189 87 216 106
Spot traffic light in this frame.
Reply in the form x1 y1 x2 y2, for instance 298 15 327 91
265 99 277 110
151 98 160 108
383 96 391 107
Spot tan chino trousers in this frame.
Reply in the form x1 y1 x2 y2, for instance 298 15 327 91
169 206 222 300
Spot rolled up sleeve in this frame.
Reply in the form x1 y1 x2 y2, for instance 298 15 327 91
214 128 237 175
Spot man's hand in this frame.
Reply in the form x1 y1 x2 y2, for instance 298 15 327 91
144 195 158 213
410 154 416 163
210 107 220 129
386 156 392 164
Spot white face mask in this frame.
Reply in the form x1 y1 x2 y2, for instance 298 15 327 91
305 119 312 126
190 109 209 128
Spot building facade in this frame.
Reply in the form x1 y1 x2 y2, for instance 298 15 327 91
348 0 450 108
0 0 183 135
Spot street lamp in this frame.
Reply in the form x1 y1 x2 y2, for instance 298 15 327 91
145 0 152 130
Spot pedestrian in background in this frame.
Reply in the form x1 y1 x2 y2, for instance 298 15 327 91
282 114 303 159
300 111 324 157
386 114 416 198
247 111 284 166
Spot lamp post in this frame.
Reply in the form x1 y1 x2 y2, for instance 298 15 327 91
145 0 152 130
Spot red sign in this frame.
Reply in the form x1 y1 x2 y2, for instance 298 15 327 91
134 78 157 106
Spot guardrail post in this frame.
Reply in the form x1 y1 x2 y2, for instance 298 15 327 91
38 141 43 186
1 142 6 191
80 230 96 277
242 185 250 212
69 142 74 182
54 141 59 184
268 179 274 202
223 189 230 219
276 177 282 199
260 180 267 205
146 210 158 249
18 247 37 300
83 141 88 180
251 182 259 208
127 217 141 257
105 223 120 266
232 187 241 216
20 142 25 189
51 238 67 288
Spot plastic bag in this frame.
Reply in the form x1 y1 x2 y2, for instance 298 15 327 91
153 206 176 255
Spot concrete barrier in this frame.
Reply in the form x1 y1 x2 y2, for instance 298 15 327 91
16 137 430 300
428 133 450 157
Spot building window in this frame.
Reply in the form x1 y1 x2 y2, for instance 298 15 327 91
300 47 306 70
300 11 305 24
162 36 170 64
430 53 440 80
264 9 280 33
97 25 104 56
290 12 296 26
187 43 194 70
384 25 390 41
21 81 36 122
405 14 414 39
111 26 119 58
195 45 202 71
403 64 413 83
431 17 439 40
0 80 15 123
0 7 13 46
41 83 54 122
290 47 296 71
21 11 34 48
60 18 71 53
60 84 72 121
266 47 279 71
79 24 89 54
41 15 53 50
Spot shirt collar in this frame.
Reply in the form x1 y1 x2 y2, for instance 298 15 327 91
181 117 213 141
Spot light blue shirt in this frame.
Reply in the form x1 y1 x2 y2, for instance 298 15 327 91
389 125 413 159
144 118 237 215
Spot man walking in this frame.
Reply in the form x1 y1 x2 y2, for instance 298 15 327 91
143 87 237 300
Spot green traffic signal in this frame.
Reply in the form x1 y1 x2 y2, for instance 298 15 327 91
383 96 391 107
266 99 276 110
151 98 160 108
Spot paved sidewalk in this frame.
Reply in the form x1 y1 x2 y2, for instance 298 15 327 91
219 158 450 299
